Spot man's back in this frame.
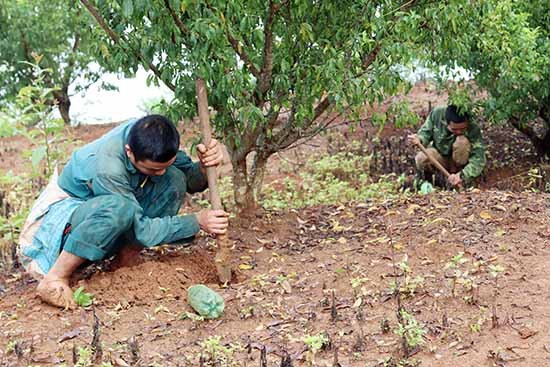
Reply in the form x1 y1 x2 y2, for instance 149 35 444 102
59 120 135 199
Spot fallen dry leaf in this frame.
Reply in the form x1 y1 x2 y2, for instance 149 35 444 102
517 326 538 339
479 210 492 220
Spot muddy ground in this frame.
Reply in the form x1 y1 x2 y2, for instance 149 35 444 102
1 82 550 366
1 191 549 366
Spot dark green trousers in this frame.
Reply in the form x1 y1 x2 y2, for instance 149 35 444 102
62 167 187 261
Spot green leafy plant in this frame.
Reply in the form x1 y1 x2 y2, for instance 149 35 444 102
0 0 113 125
262 152 402 210
427 0 550 158
73 286 94 307
444 252 469 296
13 59 66 178
303 333 329 366
198 336 242 366
83 0 482 212
388 256 425 298
395 310 426 352
488 264 505 328
75 346 93 367
179 311 205 322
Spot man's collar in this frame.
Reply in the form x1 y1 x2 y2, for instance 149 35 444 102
125 156 138 174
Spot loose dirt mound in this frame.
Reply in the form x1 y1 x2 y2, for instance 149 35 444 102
81 248 219 307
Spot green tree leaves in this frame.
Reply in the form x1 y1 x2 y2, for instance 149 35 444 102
82 0 499 208
0 0 112 124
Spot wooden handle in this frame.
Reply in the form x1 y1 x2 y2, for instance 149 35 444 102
195 78 223 210
416 141 451 178
195 78 232 283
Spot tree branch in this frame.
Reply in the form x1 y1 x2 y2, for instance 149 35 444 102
362 43 381 69
225 32 261 78
258 0 287 97
80 0 176 91
163 0 189 36
267 37 383 153
201 1 261 78
63 33 81 86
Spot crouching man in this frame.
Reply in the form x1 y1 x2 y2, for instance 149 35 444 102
19 115 228 309
407 104 486 187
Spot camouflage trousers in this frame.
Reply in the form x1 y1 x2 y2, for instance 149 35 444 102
415 135 471 174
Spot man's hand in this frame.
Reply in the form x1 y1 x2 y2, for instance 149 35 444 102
197 209 229 235
197 139 223 168
407 134 421 147
447 173 462 187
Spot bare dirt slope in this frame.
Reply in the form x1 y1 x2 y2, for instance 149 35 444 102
1 190 549 366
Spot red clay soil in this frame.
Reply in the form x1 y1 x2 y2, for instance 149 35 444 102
1 191 550 366
1 82 549 366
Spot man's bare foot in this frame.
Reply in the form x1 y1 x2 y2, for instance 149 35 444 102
36 276 76 310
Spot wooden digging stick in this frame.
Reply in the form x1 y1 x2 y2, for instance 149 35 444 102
195 78 232 283
415 141 451 178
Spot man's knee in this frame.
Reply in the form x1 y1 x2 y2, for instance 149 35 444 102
453 136 471 166
103 195 137 230
162 167 187 201
64 195 137 261
72 195 136 230
415 148 441 170
415 151 428 170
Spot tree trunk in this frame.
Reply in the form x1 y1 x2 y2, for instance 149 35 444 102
53 88 71 125
231 151 269 215
232 156 255 213
539 129 550 158
509 118 550 158
251 152 268 203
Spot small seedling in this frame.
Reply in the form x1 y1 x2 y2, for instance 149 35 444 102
239 306 254 319
5 339 18 354
445 252 469 296
179 311 205 322
350 277 369 289
388 256 424 298
198 336 242 366
488 264 505 328
75 346 93 367
303 333 329 366
73 286 94 307
395 310 426 356
250 274 270 289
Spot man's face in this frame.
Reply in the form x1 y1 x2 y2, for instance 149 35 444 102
125 145 176 176
447 121 468 136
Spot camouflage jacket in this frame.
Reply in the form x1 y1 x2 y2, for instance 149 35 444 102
417 106 486 183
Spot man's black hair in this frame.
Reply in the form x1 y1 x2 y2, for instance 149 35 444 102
445 105 470 124
128 115 180 162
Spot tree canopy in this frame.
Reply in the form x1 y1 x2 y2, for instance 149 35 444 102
424 0 550 157
82 0 479 210
0 0 111 124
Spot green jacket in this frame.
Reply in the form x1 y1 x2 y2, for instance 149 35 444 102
59 119 207 246
417 106 486 183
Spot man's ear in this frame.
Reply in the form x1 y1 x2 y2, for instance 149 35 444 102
125 144 133 159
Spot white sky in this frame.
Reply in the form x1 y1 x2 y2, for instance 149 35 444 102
69 67 173 125
68 63 469 125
